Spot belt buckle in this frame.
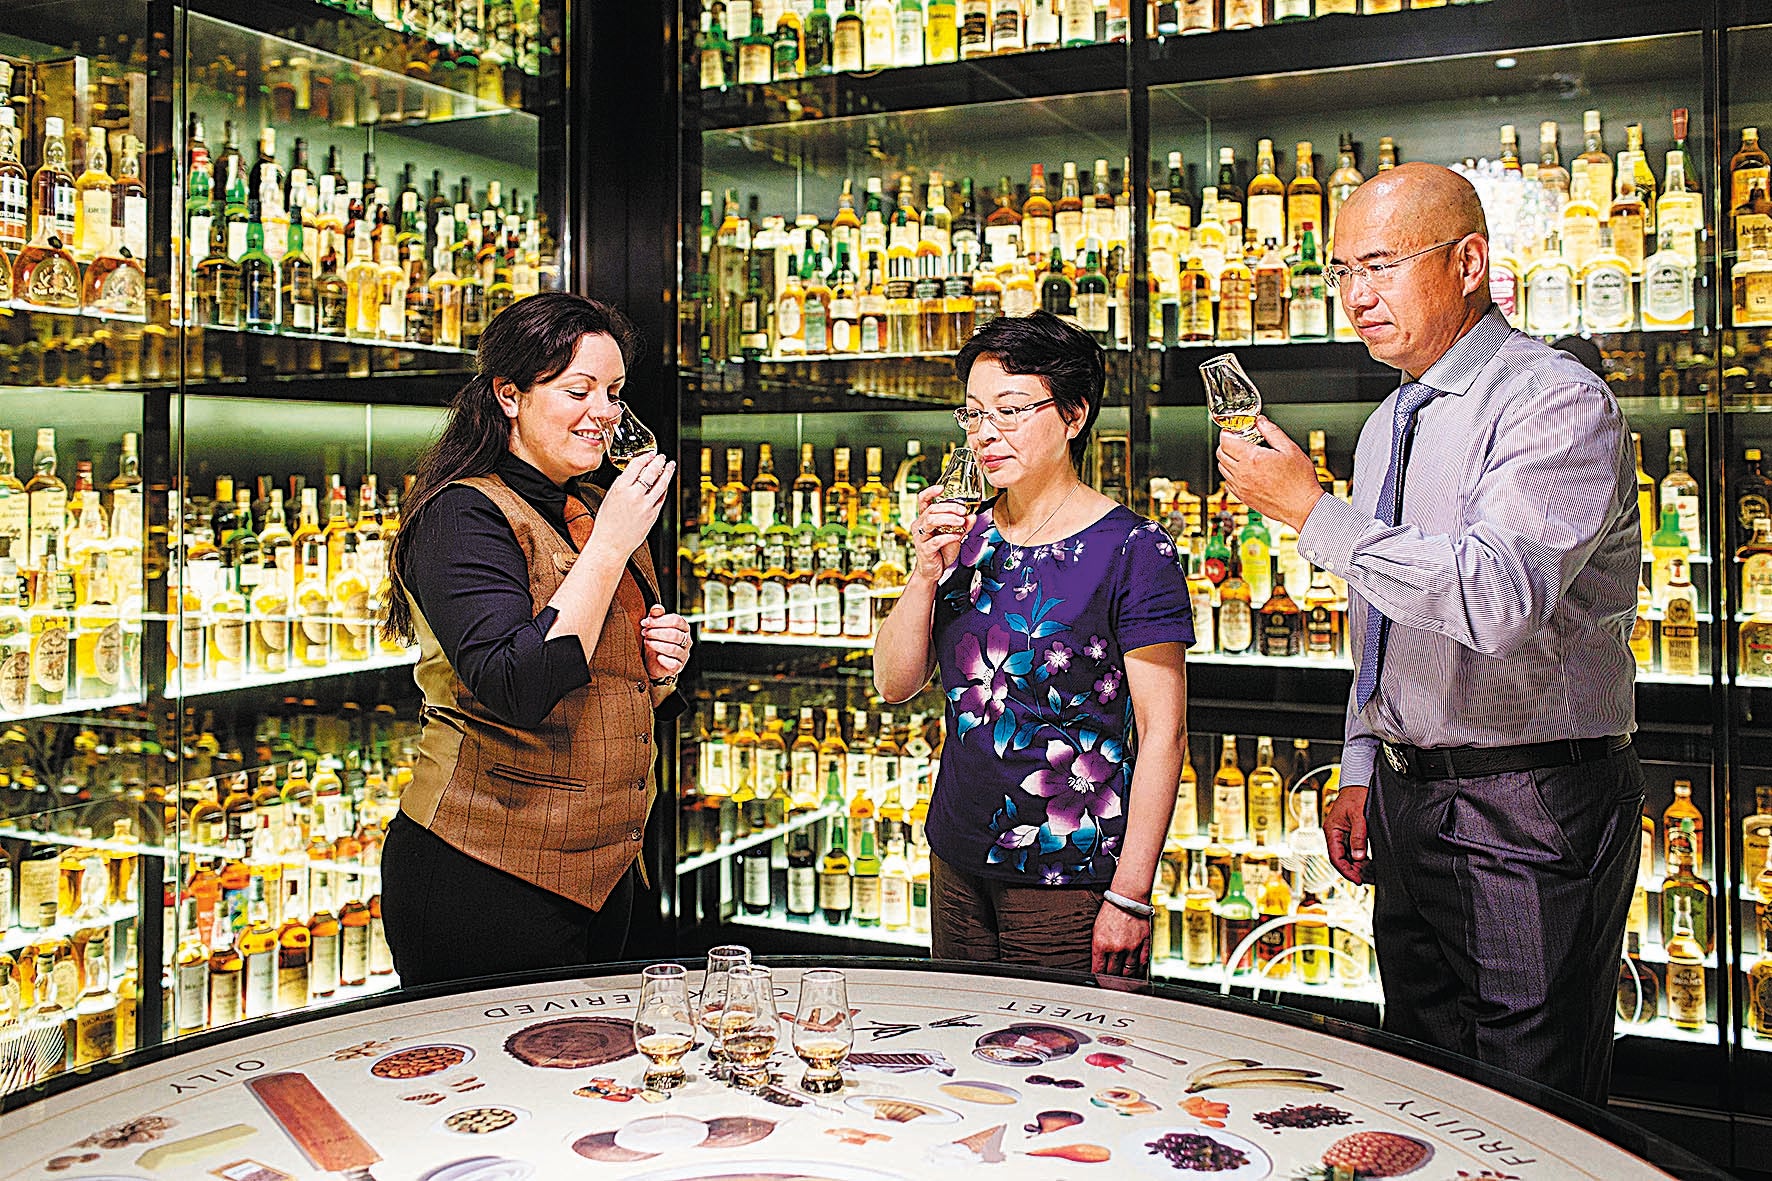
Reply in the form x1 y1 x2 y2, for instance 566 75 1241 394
1383 742 1409 776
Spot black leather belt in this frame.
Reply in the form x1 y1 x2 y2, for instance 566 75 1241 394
1379 735 1632 780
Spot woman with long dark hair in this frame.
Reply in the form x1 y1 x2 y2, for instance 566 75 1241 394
380 293 689 986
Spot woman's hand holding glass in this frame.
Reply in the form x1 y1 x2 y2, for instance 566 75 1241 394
587 448 674 564
908 484 974 581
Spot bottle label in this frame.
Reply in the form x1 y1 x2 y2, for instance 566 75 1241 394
882 876 909 924
787 866 816 914
277 964 308 1008
0 175 26 241
853 874 882 920
701 580 731 632
818 870 852 912
176 962 208 1028
1583 266 1631 329
1077 291 1108 333
343 924 369 983
1182 907 1214 964
210 972 243 1026
842 582 873 637
0 648 30 712
1488 268 1518 324
245 952 275 1017
759 582 788 633
1666 961 1705 1025
1220 600 1252 652
731 581 760 633
32 622 69 694
743 853 771 907
815 583 842 634
213 613 247 662
787 583 816 633
1643 260 1692 321
1247 196 1284 248
1252 272 1286 331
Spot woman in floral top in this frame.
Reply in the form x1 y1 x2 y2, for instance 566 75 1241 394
874 312 1193 977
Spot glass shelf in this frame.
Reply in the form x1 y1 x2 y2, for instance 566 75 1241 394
188 10 529 132
696 42 1126 133
0 901 138 956
727 907 931 949
699 633 876 650
170 648 418 700
676 803 838 875
1151 957 1385 1007
1 690 145 726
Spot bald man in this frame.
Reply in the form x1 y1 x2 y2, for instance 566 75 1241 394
1218 164 1642 1105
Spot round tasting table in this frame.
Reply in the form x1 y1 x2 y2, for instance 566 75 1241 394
0 960 1729 1181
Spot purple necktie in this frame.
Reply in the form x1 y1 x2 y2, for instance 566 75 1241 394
1354 382 1440 714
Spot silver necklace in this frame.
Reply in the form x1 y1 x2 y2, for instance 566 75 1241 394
1000 481 1080 574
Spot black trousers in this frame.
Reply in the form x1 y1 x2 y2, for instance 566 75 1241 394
1366 747 1643 1106
381 811 637 988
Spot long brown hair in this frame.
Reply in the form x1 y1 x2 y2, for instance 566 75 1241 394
382 293 639 644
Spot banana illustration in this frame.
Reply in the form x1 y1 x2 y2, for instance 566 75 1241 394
1185 1058 1263 1086
1187 1077 1344 1094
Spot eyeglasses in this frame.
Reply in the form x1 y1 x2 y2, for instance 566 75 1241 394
954 398 1056 433
1324 238 1465 292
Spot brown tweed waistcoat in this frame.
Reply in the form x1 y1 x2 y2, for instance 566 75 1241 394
400 474 657 910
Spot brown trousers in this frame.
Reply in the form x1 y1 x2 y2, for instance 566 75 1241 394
930 854 1106 973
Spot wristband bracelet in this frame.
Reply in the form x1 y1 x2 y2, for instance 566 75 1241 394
1103 889 1155 919
649 674 678 688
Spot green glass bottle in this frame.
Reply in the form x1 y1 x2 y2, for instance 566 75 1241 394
239 209 278 332
851 822 882 927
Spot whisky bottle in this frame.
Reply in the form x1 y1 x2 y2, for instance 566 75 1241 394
1287 142 1322 254
1288 223 1328 339
1326 132 1364 247
1661 830 1712 954
1247 141 1290 251
786 828 818 922
1658 556 1700 678
1247 737 1285 844
1630 579 1654 672
1661 429 1704 553
207 927 244 1030
1662 777 1705 871
31 116 76 248
1170 748 1199 840
1218 867 1257 972
0 108 25 249
1665 894 1707 1032
750 443 781 531
1649 508 1689 609
275 889 311 1013
72 126 115 263
1217 551 1254 656
1735 245 1772 326
1739 517 1772 614
1258 556 1302 658
1181 855 1216 966
1022 163 1054 262
1742 784 1772 889
1641 226 1696 329
1254 850 1294 973
819 820 853 924
1616 930 1661 1024
1212 736 1247 843
1632 433 1656 550
1252 237 1287 342
1215 245 1252 345
851 823 882 927
1657 149 1704 266
1561 160 1602 271
1579 226 1634 332
239 889 277 1019
174 897 211 1034
1523 235 1578 336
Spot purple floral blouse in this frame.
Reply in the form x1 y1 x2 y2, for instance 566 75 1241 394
925 504 1194 886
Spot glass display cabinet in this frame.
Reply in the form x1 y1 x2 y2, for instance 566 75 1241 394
1 0 567 1101
664 0 1752 1158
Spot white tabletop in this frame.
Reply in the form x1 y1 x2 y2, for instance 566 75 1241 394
0 964 1682 1181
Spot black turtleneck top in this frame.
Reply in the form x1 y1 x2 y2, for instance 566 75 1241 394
405 452 598 729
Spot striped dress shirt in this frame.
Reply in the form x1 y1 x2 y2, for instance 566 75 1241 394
1295 308 1641 789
